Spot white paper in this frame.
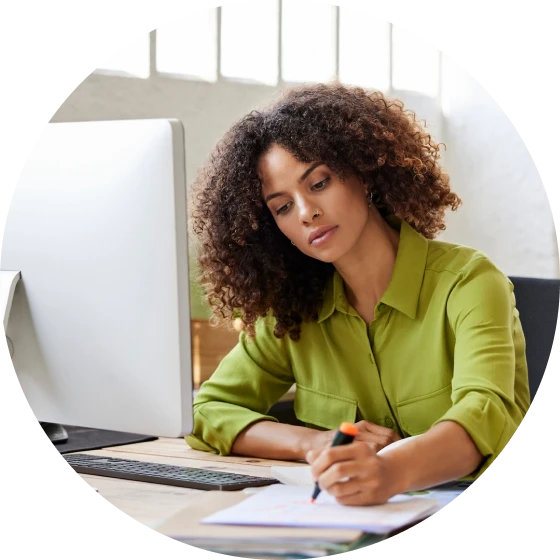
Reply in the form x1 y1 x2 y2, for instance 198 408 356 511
270 466 465 511
201 485 439 533
271 465 314 487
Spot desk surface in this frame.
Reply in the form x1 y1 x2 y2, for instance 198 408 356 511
77 437 300 529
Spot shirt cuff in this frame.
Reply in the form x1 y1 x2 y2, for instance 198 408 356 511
185 404 279 456
434 391 507 477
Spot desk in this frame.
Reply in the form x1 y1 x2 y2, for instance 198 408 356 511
76 437 302 530
75 438 437 557
75 385 302 535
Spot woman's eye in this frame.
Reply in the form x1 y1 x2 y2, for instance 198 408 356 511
312 178 330 190
275 203 291 215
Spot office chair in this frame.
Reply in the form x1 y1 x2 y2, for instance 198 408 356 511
509 276 560 401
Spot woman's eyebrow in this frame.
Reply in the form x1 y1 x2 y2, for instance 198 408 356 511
263 162 323 204
264 191 283 204
298 161 322 183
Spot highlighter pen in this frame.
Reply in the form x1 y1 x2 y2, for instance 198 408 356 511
310 421 359 503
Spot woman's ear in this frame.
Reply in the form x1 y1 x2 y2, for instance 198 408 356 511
362 179 370 201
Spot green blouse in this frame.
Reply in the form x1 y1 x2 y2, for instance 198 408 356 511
186 219 530 477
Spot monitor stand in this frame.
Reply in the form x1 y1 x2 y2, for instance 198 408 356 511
40 421 69 443
39 421 159 452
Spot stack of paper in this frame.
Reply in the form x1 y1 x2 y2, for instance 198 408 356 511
156 490 366 558
153 484 438 558
201 485 439 534
157 453 468 559
270 465 314 487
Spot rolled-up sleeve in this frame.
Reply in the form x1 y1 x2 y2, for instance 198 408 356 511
185 316 295 455
435 255 529 477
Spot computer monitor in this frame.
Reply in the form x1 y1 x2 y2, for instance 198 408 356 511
1 119 193 440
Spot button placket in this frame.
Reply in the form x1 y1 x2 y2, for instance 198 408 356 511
354 315 396 433
367 322 376 365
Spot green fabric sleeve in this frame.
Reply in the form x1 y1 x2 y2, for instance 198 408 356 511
185 315 295 455
435 255 527 478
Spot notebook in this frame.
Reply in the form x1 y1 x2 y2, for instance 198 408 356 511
156 490 366 558
201 484 439 533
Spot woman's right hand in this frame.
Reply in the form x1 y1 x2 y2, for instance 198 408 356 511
308 420 401 454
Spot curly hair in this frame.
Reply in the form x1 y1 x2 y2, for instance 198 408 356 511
191 83 460 340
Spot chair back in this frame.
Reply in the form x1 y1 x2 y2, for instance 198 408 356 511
509 276 560 401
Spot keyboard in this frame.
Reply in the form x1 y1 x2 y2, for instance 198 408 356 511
64 453 279 491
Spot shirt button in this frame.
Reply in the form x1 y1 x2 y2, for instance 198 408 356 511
384 417 394 428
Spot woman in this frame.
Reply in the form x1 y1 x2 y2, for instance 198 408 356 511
186 83 530 506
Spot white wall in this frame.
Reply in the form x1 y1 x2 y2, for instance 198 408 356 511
439 54 558 278
52 72 284 189
51 61 559 283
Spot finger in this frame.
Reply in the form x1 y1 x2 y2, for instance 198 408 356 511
306 448 322 464
325 478 367 504
364 441 384 454
318 464 389 506
336 490 388 506
354 434 395 452
319 465 367 497
309 442 356 480
356 426 401 450
361 421 400 441
309 442 370 480
320 441 372 465
355 432 390 445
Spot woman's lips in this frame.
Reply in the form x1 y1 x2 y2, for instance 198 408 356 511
309 226 338 247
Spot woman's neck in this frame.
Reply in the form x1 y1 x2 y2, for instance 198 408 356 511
334 212 400 322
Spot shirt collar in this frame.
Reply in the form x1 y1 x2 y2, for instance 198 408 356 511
317 217 429 323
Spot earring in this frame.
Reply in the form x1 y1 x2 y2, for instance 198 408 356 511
313 208 320 218
367 192 373 208
291 241 295 245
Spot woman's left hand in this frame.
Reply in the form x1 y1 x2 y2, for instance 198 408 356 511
306 441 403 506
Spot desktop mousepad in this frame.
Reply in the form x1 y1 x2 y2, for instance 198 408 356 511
54 425 157 454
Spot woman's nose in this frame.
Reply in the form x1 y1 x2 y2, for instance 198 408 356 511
296 198 321 223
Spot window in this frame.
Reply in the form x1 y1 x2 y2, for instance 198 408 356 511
96 33 150 79
339 8 390 91
92 3 441 102
281 0 337 83
156 9 218 81
221 0 279 85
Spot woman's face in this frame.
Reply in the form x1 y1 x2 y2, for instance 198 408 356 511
258 144 371 264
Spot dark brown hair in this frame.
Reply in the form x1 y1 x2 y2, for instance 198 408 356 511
191 83 460 340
